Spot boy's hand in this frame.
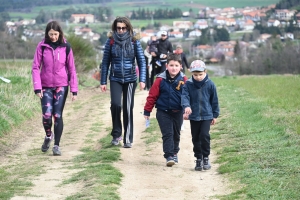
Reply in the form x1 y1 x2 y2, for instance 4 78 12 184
183 113 189 120
183 107 192 120
184 107 192 115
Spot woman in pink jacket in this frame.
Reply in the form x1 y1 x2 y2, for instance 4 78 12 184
32 21 78 156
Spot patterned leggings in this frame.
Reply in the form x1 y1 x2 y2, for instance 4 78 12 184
41 86 68 146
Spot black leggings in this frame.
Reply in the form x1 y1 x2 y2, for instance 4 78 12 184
41 86 68 146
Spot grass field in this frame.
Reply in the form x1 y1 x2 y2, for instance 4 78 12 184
1 60 300 198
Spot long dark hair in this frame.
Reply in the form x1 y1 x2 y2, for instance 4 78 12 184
44 21 65 44
111 17 133 36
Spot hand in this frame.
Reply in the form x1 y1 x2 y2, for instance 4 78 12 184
139 82 145 90
211 118 217 125
151 52 156 57
36 91 43 99
100 85 106 92
184 107 192 115
71 94 77 101
183 113 189 120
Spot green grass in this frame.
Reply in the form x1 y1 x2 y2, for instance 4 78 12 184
0 65 123 199
0 60 40 137
1 58 300 199
211 75 300 199
64 133 122 200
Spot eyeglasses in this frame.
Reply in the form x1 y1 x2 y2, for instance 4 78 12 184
117 26 127 31
161 34 166 37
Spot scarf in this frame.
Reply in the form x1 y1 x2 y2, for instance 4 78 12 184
192 74 208 89
48 41 61 50
113 31 133 57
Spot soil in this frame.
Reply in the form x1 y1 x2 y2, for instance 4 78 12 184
1 87 232 200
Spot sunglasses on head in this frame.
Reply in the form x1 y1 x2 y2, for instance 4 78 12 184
117 26 127 30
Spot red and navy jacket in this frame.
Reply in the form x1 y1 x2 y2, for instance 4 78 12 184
144 70 187 116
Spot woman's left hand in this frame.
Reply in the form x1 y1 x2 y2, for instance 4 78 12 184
139 82 145 90
71 94 77 101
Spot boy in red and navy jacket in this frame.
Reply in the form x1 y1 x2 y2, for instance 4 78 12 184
144 53 187 167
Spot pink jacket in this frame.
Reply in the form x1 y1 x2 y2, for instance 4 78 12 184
31 40 78 93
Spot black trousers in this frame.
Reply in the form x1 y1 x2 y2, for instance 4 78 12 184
159 61 167 73
150 63 161 87
110 81 137 144
156 109 182 158
190 120 211 159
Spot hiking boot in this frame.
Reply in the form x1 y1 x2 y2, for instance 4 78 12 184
195 158 203 171
52 145 61 156
173 154 178 164
166 156 175 167
41 132 54 152
111 136 122 146
203 157 211 170
123 143 132 148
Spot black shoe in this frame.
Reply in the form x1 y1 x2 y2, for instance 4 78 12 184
41 132 54 152
166 156 175 167
111 136 122 146
123 143 132 148
195 158 203 171
203 157 211 170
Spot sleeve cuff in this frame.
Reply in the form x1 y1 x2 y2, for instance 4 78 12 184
144 110 150 116
34 90 41 94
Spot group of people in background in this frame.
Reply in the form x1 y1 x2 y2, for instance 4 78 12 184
31 17 219 172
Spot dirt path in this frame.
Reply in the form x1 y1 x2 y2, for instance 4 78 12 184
1 87 232 200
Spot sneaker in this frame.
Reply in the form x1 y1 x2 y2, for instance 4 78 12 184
173 154 178 164
123 143 132 148
195 158 203 171
41 132 54 152
166 156 175 167
203 157 211 170
155 60 161 67
52 145 61 156
111 136 122 146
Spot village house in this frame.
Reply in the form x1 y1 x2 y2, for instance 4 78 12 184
275 9 297 21
194 19 208 29
71 14 95 23
192 44 213 58
189 29 201 37
173 21 193 30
